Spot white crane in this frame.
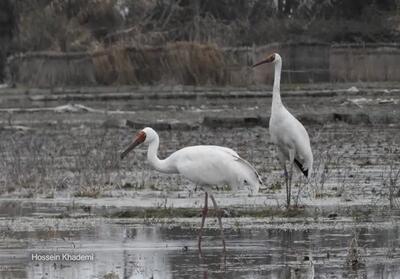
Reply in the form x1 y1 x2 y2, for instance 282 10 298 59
120 127 263 253
252 53 313 208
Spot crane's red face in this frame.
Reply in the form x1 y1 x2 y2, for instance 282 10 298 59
120 130 146 159
252 53 276 68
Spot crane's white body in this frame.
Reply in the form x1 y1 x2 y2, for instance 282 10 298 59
252 52 313 207
121 127 262 252
142 128 262 194
269 54 313 176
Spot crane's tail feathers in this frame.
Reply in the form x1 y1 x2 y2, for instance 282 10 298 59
236 156 263 185
294 159 309 178
218 149 263 192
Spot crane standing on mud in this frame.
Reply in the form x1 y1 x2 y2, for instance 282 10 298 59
120 127 263 254
252 53 313 208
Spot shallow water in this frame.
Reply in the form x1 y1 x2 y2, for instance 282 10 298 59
0 218 399 279
0 88 399 279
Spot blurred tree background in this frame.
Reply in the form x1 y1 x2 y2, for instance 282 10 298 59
6 0 400 50
1 0 400 81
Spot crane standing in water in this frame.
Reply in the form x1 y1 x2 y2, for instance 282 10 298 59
253 53 313 208
120 127 262 253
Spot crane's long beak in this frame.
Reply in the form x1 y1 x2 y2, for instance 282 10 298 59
252 55 275 68
120 131 146 160
120 140 140 159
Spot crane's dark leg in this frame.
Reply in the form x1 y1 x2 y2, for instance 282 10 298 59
198 192 208 255
287 149 295 209
284 164 290 208
209 194 226 253
277 149 290 208
288 161 294 208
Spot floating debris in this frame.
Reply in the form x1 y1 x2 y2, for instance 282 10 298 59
0 125 32 131
0 104 136 114
347 86 360 93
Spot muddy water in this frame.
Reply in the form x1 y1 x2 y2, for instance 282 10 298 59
0 218 399 279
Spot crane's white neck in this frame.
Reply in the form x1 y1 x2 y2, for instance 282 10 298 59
147 135 175 173
272 58 282 107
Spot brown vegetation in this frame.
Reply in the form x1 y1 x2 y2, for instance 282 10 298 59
9 42 226 87
10 42 400 87
10 52 97 87
10 0 400 53
3 0 400 85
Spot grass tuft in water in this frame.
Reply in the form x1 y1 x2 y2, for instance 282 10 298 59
109 206 306 219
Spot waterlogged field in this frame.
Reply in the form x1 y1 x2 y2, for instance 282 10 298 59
0 85 399 278
0 217 400 279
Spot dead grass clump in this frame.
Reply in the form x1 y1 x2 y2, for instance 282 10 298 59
127 46 163 84
346 233 365 270
72 130 121 189
92 51 116 85
381 142 400 209
0 133 60 195
111 46 137 84
9 41 227 87
0 125 126 197
9 52 97 87
92 45 137 85
73 187 101 198
163 42 226 85
92 42 226 86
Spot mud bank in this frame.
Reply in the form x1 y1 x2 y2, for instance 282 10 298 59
1 85 399 129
